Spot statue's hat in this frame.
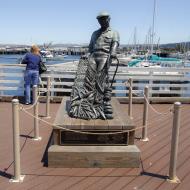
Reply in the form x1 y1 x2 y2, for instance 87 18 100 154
96 11 110 19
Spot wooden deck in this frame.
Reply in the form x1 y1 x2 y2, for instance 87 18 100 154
0 99 190 190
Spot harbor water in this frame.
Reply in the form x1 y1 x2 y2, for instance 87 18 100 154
0 54 190 97
0 54 80 96
0 54 80 65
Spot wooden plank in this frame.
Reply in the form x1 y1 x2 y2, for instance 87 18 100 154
52 98 136 146
37 88 189 95
41 74 76 79
49 88 72 92
0 63 25 67
48 145 140 168
0 86 24 90
94 119 108 130
123 127 190 190
112 83 190 88
114 75 190 81
1 102 190 190
41 81 74 86
119 104 135 130
110 99 136 144
118 97 190 103
41 72 190 81
80 118 95 130
53 97 71 129
39 88 72 92
112 90 187 95
70 118 81 130
107 98 124 130
126 83 190 88
53 98 136 130
0 80 23 84
0 73 23 77
53 129 60 145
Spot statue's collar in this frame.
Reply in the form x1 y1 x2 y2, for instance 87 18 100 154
99 27 111 33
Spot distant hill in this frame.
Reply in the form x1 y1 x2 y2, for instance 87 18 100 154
0 43 88 48
0 42 189 50
119 42 190 52
160 42 190 49
51 43 88 48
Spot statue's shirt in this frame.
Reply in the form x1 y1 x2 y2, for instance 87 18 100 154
89 27 120 54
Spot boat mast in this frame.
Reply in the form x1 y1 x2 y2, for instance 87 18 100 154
151 0 156 55
133 27 137 53
148 27 151 52
157 37 160 51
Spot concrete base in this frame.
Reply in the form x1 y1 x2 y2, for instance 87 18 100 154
44 116 51 119
167 176 181 183
48 145 140 168
9 175 25 183
141 137 149 142
32 137 42 141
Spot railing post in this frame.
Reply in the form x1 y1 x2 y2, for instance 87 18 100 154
168 102 181 183
142 86 149 141
149 70 153 97
33 85 41 141
46 76 51 118
0 68 4 96
128 78 133 119
10 99 25 183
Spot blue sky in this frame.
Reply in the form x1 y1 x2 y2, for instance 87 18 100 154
0 0 190 45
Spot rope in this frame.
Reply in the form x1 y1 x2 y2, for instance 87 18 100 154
124 81 173 115
124 81 143 97
132 90 144 97
124 79 130 86
124 81 142 97
19 103 173 136
20 95 40 110
20 106 143 135
39 90 47 95
18 84 173 136
143 93 173 115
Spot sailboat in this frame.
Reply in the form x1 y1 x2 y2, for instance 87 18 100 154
128 0 183 68
40 42 68 61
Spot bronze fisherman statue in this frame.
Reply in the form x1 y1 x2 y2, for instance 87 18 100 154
69 11 120 120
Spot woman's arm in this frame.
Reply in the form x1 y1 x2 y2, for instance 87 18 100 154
21 53 28 64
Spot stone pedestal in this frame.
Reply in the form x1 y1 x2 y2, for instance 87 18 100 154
48 97 141 168
48 145 140 168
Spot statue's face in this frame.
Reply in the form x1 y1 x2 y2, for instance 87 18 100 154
98 17 110 28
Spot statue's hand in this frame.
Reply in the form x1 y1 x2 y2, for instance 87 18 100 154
110 41 118 59
110 52 117 59
81 53 90 59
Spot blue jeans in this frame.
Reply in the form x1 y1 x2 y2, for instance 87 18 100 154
24 70 39 104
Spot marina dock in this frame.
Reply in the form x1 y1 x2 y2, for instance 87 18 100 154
0 101 190 189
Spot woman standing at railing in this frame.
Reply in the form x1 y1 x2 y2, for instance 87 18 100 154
21 45 42 104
